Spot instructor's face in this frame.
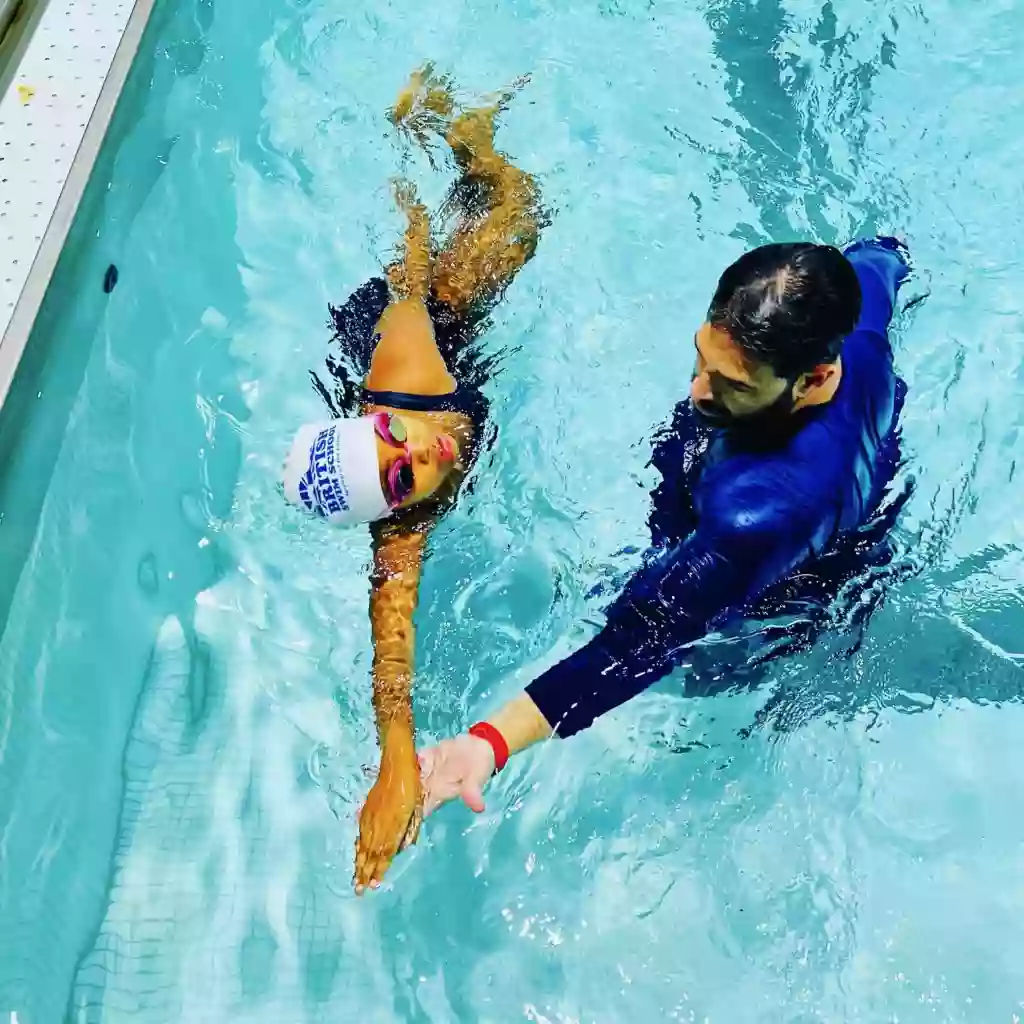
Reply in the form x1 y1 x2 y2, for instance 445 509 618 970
689 323 791 427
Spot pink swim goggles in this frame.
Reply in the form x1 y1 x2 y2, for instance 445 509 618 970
372 412 414 507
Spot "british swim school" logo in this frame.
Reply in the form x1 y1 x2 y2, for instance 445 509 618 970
297 426 350 517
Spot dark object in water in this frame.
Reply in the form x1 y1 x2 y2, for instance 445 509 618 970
103 264 119 294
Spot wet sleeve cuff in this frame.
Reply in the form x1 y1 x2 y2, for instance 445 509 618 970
844 237 911 335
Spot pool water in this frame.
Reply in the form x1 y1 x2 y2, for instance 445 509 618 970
2 0 1024 1020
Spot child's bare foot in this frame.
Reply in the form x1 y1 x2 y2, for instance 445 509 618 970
488 73 531 116
444 75 530 169
391 176 421 215
389 64 452 122
389 64 456 159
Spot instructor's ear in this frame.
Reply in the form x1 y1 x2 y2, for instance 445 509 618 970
794 362 837 400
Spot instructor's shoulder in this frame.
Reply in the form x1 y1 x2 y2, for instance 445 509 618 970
701 461 812 547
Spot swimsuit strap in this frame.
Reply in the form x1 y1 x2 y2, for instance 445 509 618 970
362 386 479 419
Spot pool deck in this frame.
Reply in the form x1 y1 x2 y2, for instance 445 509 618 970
0 0 154 410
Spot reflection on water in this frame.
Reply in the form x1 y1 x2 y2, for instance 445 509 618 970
1 0 1023 1020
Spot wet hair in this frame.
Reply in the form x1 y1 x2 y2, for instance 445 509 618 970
708 243 862 379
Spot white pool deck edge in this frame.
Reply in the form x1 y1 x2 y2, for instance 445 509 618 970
0 0 155 412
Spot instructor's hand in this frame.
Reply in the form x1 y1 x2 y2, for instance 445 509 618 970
419 734 495 817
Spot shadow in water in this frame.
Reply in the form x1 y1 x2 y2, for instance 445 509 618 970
699 0 901 242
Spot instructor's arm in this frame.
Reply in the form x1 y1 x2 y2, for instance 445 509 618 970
421 511 806 815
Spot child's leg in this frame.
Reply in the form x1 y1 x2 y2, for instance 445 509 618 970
430 104 544 316
367 183 455 395
385 179 432 302
388 68 545 316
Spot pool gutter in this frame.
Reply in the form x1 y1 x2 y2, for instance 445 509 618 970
0 0 156 413
0 0 27 49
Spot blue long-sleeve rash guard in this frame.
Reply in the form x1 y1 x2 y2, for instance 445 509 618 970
527 238 911 737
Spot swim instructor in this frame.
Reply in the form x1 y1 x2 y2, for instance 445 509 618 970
419 236 911 812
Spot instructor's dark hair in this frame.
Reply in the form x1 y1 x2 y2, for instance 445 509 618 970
708 243 862 378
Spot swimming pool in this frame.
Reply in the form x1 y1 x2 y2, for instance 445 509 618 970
2 0 1023 1019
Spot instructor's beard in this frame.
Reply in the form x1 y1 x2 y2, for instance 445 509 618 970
692 380 798 438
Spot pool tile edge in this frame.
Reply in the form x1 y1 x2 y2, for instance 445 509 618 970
0 0 156 413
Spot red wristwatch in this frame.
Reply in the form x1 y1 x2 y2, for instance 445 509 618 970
468 722 509 774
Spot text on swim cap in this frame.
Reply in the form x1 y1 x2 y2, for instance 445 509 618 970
298 425 351 517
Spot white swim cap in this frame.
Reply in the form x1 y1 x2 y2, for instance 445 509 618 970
281 417 390 525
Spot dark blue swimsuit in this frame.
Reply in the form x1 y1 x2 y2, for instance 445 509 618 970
527 238 912 736
311 277 493 432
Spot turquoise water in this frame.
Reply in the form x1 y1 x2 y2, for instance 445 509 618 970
2 0 1024 1020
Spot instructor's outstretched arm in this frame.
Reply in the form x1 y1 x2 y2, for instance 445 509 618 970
420 514 790 815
